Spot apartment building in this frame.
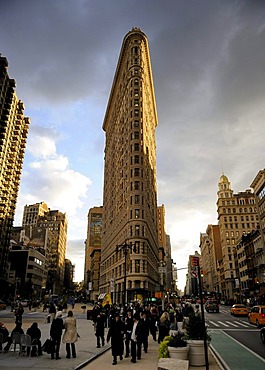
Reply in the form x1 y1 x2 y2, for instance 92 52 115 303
0 55 30 293
217 174 259 300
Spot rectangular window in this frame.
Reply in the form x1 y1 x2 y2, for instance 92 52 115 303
135 209 140 218
135 195 140 204
134 155 139 163
135 225 140 236
135 260 140 273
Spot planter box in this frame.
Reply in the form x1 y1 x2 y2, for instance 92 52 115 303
186 340 208 366
158 358 189 370
168 345 189 360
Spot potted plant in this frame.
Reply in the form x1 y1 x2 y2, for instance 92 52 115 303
167 332 189 360
158 336 170 358
184 312 211 366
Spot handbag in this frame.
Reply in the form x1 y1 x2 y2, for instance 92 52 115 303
42 338 52 354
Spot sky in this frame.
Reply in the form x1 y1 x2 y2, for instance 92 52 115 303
1 0 265 292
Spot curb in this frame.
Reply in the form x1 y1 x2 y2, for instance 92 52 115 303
75 345 111 370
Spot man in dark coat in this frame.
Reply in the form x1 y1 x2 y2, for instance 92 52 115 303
95 309 106 347
130 313 143 363
50 311 64 360
107 313 125 365
3 321 24 352
0 323 10 351
14 304 24 323
140 310 150 353
125 310 133 357
26 322 42 356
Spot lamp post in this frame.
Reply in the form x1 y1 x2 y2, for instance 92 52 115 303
116 241 134 307
192 256 209 370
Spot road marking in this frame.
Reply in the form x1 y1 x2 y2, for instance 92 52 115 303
225 321 238 327
218 321 229 327
235 321 250 327
208 320 220 327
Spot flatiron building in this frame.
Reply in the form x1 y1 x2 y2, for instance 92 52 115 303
100 28 160 304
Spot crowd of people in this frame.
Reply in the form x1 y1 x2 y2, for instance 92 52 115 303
0 303 79 360
88 300 193 365
0 299 196 365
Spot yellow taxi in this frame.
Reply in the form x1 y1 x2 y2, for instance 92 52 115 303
248 305 265 327
230 304 249 316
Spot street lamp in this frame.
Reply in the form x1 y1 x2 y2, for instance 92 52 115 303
116 241 135 307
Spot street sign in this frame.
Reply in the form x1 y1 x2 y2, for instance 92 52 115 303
191 256 199 267
191 269 198 278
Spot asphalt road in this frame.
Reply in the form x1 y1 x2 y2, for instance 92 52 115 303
204 304 265 359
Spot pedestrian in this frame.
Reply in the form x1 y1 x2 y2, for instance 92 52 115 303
149 305 158 341
140 311 150 353
62 310 78 359
158 311 170 344
107 312 125 365
14 303 24 323
95 309 106 348
125 310 133 357
49 303 56 323
26 322 42 356
176 308 184 333
50 311 64 360
130 313 143 363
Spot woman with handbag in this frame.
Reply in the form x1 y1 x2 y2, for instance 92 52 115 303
62 310 78 359
50 311 64 360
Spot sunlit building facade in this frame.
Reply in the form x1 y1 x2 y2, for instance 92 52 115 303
0 55 30 293
100 28 160 304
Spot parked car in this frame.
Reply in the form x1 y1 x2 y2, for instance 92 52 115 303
205 300 219 313
248 305 265 327
230 304 249 316
260 327 265 344
0 299 6 310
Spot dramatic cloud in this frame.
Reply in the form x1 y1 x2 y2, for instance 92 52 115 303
2 0 265 287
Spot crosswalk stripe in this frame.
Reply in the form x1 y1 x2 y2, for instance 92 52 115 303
218 321 229 327
235 321 250 327
209 320 220 327
225 321 238 327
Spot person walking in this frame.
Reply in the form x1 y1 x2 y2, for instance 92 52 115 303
95 309 106 348
14 303 24 323
62 310 78 359
125 310 133 357
149 304 158 341
140 311 150 353
130 313 143 363
49 303 56 323
158 311 170 344
176 308 184 333
50 311 64 360
107 312 125 365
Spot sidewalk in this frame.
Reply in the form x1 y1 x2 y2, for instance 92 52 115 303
0 304 222 370
0 303 111 370
81 335 222 370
